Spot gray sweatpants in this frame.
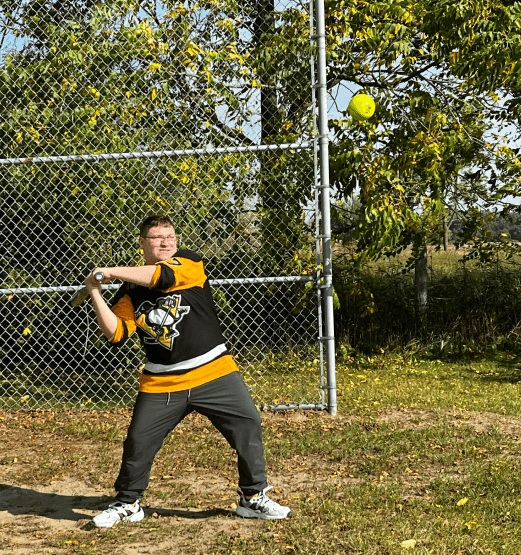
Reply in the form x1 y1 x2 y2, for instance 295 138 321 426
114 371 268 503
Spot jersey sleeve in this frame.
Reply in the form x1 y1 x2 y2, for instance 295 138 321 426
150 250 207 292
109 288 137 346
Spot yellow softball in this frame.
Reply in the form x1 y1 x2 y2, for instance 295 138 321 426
347 94 376 121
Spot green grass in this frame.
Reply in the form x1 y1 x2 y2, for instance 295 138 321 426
4 351 521 554
336 351 521 415
359 244 521 273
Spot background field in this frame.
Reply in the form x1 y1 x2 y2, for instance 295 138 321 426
333 244 521 356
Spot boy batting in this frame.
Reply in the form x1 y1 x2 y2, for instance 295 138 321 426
85 214 290 527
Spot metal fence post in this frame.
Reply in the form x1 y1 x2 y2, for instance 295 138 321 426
314 0 337 415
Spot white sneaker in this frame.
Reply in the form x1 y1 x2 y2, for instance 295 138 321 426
92 501 145 528
236 486 291 520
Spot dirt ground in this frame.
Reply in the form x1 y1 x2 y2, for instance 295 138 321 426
0 409 337 555
0 475 267 555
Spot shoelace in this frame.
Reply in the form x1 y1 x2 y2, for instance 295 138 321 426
248 486 277 510
107 502 135 515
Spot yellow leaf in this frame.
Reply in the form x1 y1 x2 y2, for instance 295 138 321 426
23 328 32 336
449 51 461 65
401 539 417 549
457 497 468 506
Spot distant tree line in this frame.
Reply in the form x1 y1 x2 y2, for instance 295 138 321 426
450 210 521 243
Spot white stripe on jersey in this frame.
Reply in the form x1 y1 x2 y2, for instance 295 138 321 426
144 343 228 374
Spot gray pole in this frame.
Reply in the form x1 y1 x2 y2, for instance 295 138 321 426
314 0 337 415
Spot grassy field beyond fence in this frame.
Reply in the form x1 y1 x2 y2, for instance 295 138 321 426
333 245 521 356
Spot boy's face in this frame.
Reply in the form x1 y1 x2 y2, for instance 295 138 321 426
139 225 178 264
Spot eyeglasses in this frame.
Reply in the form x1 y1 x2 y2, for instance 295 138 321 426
142 235 177 242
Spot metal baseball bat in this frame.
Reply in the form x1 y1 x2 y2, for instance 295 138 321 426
69 271 105 307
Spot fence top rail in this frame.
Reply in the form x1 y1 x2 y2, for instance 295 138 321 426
0 142 312 166
0 275 315 297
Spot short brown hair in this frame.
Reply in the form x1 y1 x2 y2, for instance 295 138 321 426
139 215 175 238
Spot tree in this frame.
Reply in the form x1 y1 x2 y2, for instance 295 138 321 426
0 0 273 286
324 0 521 310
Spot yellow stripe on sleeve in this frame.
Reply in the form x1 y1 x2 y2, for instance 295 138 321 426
110 294 137 344
154 257 207 292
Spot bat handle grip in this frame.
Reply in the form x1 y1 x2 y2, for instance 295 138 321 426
93 271 105 282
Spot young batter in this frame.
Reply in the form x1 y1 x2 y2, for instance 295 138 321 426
87 214 290 527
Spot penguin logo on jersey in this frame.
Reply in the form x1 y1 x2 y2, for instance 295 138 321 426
135 295 190 350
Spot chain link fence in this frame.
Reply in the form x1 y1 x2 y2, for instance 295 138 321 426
0 0 335 411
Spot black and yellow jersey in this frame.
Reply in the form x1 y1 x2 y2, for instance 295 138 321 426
109 249 237 393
